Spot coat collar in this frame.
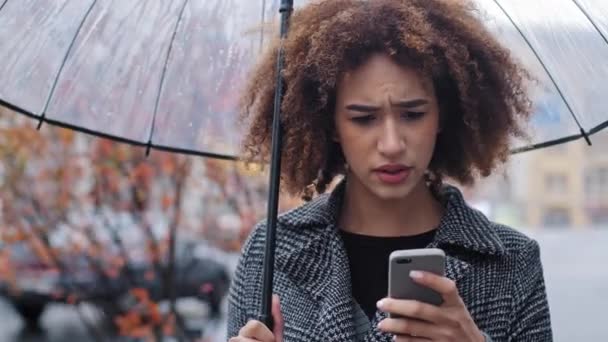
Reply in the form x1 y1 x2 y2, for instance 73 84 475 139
278 179 507 256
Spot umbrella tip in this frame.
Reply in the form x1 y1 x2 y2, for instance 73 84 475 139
36 117 44 130
145 144 151 157
580 128 592 146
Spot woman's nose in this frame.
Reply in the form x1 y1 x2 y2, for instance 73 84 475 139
377 119 405 156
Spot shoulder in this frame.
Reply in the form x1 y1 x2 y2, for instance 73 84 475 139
490 222 541 258
480 221 545 289
240 194 333 261
437 184 541 260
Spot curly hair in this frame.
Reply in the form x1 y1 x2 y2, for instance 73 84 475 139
239 0 532 200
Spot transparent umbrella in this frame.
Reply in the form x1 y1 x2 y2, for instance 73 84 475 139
1 0 608 335
0 0 607 159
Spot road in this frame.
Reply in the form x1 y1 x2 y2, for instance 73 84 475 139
1 230 606 341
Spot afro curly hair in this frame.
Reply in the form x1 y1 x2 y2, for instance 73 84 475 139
239 0 532 200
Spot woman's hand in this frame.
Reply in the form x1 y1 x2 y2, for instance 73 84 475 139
376 271 485 342
230 295 284 342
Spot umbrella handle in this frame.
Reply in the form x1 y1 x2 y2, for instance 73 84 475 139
258 0 294 332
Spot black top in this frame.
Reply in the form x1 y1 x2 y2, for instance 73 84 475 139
339 229 437 320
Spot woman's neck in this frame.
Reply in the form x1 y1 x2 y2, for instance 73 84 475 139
338 176 444 237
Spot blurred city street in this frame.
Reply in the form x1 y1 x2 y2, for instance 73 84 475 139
1 229 606 342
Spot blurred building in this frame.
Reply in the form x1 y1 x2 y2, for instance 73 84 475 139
524 132 608 229
466 130 608 230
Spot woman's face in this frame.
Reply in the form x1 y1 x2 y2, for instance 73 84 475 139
334 53 440 201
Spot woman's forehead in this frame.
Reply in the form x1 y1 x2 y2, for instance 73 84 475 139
337 55 434 101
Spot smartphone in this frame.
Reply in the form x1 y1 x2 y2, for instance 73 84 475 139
388 248 446 316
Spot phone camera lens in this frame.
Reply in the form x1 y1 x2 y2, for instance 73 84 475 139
397 258 412 264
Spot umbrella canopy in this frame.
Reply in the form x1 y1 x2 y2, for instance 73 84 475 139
0 0 607 159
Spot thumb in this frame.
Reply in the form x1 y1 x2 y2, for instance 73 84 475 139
272 294 284 342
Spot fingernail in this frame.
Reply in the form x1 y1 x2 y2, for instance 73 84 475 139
410 270 423 279
376 299 386 309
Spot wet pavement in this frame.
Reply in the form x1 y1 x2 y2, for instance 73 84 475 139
0 300 97 342
1 230 606 341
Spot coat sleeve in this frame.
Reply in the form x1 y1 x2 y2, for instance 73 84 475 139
509 239 553 341
226 224 263 339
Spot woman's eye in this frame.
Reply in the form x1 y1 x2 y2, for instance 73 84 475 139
402 111 426 120
351 115 375 124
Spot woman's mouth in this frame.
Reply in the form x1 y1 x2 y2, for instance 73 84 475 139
373 164 412 184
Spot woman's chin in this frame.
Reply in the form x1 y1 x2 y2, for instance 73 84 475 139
368 182 417 201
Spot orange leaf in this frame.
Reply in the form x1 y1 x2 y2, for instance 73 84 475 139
162 195 174 210
144 270 155 281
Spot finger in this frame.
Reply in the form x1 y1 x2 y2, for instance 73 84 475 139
409 271 461 305
377 298 444 324
229 338 259 342
394 335 432 342
239 319 275 341
378 318 440 339
272 294 284 342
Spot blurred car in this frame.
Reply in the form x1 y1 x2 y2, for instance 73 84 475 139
0 239 230 329
0 242 61 328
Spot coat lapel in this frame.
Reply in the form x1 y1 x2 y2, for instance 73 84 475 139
276 222 360 341
444 254 472 283
315 225 360 341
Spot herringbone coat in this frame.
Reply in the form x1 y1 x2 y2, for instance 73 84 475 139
227 182 553 341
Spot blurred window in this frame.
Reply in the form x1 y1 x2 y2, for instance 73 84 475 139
542 207 572 227
585 167 608 198
586 207 608 226
545 173 568 195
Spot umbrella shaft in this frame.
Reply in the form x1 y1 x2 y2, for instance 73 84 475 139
259 0 294 331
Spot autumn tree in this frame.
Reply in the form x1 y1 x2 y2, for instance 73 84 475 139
0 106 279 341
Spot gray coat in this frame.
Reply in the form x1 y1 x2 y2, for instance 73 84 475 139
227 182 553 341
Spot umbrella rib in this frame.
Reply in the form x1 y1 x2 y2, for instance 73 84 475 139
38 0 98 128
0 99 239 160
493 0 592 146
511 133 583 154
572 0 608 50
146 0 191 156
588 119 608 136
511 119 608 154
0 0 8 12
259 0 267 52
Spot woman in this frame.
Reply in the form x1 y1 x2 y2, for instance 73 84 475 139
228 0 552 341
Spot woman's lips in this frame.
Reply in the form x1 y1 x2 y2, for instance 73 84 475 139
373 165 412 184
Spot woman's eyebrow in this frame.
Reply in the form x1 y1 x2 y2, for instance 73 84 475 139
391 99 429 108
345 99 429 112
344 104 380 112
